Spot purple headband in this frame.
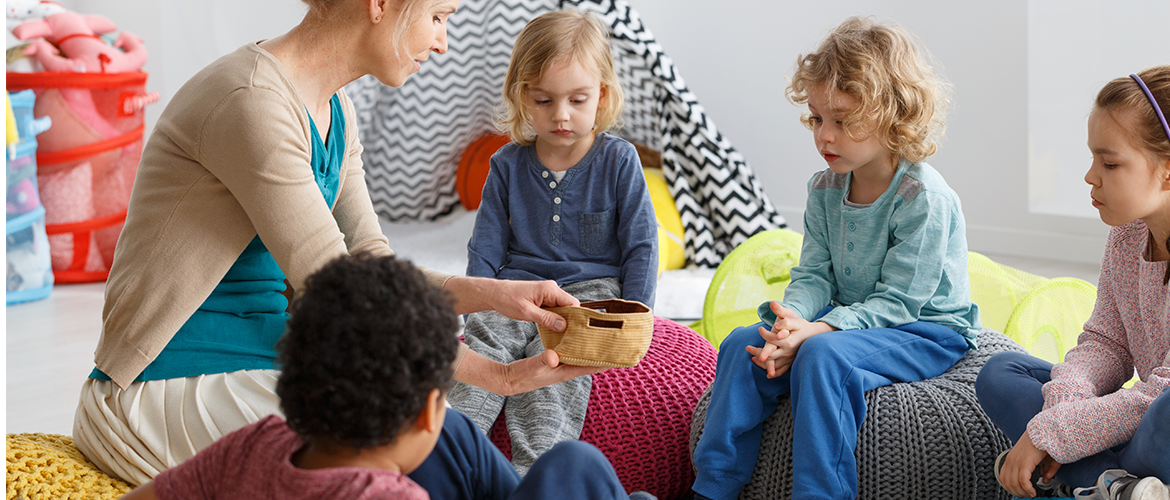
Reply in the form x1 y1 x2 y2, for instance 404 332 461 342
1130 73 1170 144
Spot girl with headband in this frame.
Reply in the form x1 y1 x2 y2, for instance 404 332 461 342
977 65 1170 500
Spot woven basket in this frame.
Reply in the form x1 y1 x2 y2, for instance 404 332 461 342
537 299 653 368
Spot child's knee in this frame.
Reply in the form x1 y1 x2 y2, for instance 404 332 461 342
1145 390 1170 438
541 440 607 470
787 334 849 377
975 351 1029 398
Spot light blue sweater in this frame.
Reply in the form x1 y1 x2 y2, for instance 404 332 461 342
761 160 981 347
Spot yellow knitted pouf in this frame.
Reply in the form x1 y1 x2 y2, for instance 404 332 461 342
6 433 132 500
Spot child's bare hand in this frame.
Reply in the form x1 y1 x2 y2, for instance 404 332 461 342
746 303 806 378
745 302 838 379
1000 432 1057 498
746 340 798 378
766 302 809 340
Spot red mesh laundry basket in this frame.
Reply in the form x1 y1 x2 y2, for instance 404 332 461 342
490 317 717 499
7 71 157 283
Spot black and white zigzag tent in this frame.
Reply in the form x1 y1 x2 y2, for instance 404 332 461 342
347 0 786 268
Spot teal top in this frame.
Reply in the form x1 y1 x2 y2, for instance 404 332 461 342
92 93 346 382
759 160 981 348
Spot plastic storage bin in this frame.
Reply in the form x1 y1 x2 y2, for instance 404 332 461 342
7 71 156 282
7 90 54 304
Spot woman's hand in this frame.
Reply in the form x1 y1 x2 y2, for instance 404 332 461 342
445 276 578 332
1000 431 1061 498
456 349 603 396
498 349 605 396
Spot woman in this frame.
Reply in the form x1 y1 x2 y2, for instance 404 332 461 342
74 0 599 487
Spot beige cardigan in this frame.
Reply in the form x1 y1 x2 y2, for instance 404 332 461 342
95 43 457 388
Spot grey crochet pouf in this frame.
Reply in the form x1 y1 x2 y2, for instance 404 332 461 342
689 329 1026 500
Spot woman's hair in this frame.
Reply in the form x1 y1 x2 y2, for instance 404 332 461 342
497 9 624 145
786 16 950 164
1096 65 1170 285
302 0 438 60
276 253 460 449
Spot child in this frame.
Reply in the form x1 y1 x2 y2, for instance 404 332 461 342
118 254 650 500
690 17 980 500
449 8 658 474
976 66 1170 500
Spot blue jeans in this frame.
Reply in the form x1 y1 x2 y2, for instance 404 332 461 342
409 408 630 500
976 351 1170 487
692 307 970 500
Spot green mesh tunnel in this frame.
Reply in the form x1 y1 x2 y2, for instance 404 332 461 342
967 251 1048 333
1002 277 1097 364
699 228 803 348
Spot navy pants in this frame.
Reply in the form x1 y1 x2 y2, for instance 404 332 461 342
409 408 629 500
692 307 969 500
976 351 1170 487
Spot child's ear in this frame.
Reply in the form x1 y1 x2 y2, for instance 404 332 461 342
415 388 444 434
598 85 607 107
1161 158 1170 189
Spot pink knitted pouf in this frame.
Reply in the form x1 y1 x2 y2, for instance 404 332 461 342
489 317 717 499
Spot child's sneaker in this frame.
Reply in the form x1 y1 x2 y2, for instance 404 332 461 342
1072 469 1170 500
994 449 1075 497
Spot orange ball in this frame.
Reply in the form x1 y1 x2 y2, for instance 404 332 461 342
456 133 512 210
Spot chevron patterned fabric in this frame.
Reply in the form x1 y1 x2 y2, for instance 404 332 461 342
348 0 785 267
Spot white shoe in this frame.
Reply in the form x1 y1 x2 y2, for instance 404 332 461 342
1072 469 1170 500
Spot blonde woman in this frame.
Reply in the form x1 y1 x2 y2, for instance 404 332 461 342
74 0 599 489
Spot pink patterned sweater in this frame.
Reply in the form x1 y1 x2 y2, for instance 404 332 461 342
1027 220 1170 464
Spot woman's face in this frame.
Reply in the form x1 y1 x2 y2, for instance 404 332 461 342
376 0 459 87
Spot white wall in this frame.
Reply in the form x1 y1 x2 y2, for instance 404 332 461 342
57 0 307 134
628 0 1124 264
54 0 1141 264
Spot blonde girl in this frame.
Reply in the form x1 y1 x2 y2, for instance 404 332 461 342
977 66 1170 500
691 17 979 500
450 9 657 474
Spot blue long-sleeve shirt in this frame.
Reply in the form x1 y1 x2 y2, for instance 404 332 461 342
760 160 981 347
467 133 658 306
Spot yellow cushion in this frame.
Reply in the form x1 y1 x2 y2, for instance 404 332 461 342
644 167 685 273
6 433 132 500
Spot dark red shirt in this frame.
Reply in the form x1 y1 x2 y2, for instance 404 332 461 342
155 415 428 500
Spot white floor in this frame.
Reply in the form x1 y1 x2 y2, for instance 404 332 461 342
4 210 1101 437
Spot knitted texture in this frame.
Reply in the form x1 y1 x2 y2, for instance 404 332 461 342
689 329 1026 500
537 300 654 368
6 433 132 500
492 317 717 499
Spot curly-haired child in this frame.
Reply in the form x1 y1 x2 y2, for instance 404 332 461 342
977 66 1170 500
119 254 650 500
449 8 658 475
690 17 980 500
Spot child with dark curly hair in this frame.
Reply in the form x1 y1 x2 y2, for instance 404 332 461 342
118 254 650 500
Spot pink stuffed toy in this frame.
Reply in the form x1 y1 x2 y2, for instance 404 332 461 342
12 10 146 73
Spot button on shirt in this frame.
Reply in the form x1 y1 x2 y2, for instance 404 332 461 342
466 133 658 306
